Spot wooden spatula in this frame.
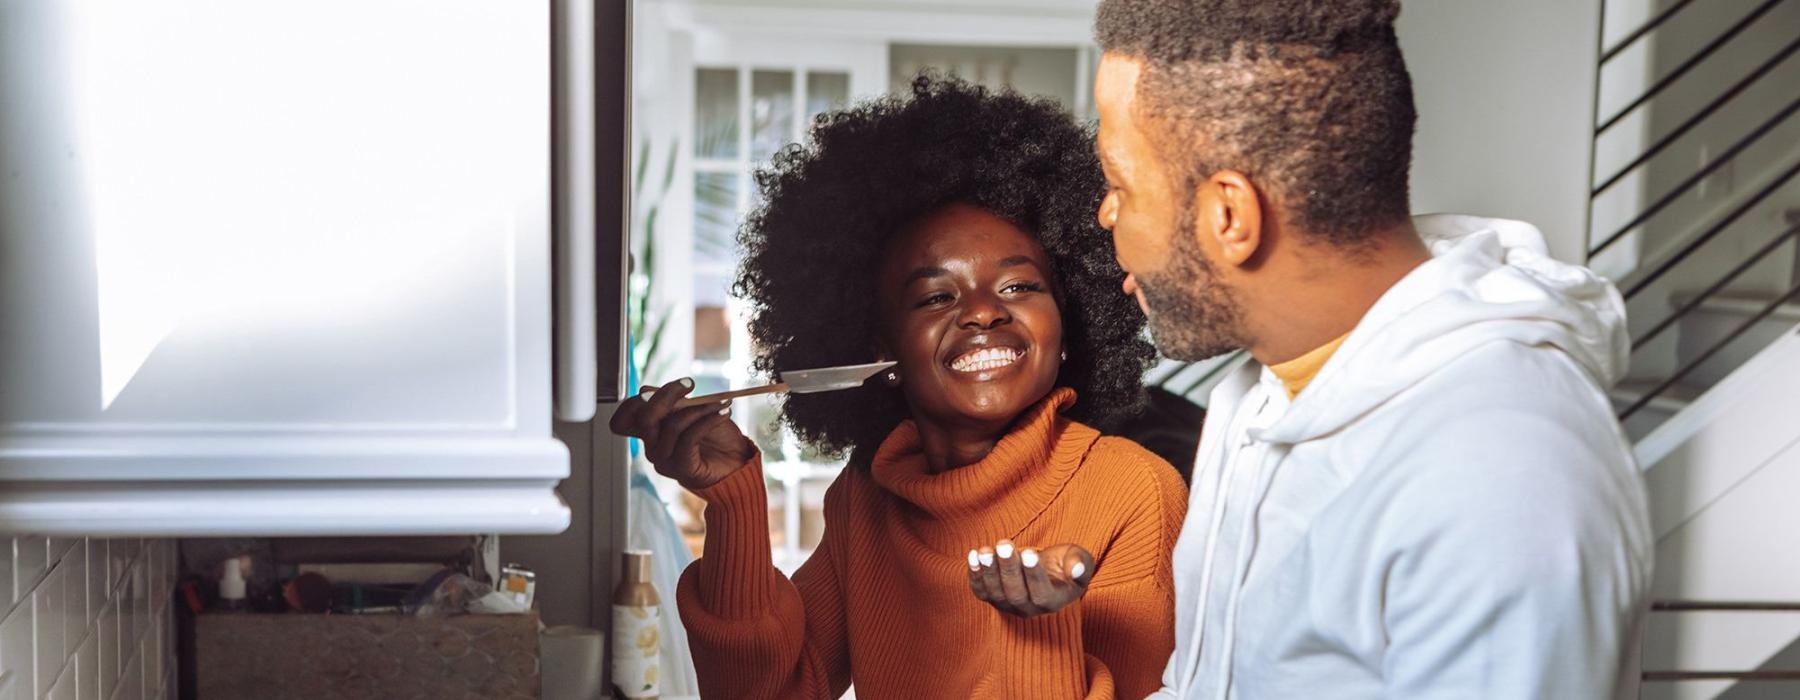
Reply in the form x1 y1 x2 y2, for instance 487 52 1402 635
646 361 898 408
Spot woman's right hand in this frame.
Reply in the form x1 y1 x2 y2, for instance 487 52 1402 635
608 378 757 491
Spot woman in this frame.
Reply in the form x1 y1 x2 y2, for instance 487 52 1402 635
610 76 1185 699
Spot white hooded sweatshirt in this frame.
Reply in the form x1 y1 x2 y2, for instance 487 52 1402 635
1153 215 1653 699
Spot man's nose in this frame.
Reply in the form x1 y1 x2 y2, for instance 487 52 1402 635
1097 191 1120 230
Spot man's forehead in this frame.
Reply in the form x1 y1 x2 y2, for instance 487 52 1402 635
1093 54 1142 165
1094 53 1142 111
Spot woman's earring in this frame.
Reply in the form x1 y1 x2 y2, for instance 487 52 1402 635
883 370 901 387
1059 350 1068 362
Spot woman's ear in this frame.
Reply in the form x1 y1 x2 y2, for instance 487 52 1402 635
872 344 902 387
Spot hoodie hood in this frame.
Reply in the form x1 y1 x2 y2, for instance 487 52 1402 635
1256 214 1629 445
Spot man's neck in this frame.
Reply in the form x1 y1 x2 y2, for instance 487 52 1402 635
1246 222 1431 366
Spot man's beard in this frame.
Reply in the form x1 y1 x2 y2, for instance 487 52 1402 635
1134 204 1249 361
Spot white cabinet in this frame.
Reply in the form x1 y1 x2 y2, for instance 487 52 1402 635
0 2 572 535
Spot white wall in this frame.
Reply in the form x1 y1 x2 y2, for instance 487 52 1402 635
1397 0 1603 264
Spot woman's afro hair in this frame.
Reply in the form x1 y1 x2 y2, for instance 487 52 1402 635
732 74 1157 456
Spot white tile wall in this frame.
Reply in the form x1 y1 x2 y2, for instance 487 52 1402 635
0 539 177 700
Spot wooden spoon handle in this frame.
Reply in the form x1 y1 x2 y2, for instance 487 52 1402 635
674 382 791 408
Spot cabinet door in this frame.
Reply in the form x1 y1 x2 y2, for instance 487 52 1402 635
0 1 569 536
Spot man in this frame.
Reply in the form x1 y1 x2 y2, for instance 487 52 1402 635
1089 1 1653 698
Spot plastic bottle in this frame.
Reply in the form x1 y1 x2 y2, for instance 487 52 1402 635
610 550 660 699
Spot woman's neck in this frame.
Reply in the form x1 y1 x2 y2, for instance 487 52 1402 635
911 415 1010 474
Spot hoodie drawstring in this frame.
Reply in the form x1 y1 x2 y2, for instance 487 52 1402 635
1181 434 1243 693
1212 441 1291 700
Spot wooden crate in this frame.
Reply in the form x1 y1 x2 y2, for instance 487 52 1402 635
194 612 539 700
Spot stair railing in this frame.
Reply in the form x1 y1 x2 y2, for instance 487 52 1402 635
1644 601 1800 682
1586 0 1800 427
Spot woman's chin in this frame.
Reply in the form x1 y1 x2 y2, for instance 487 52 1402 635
939 381 1053 427
908 360 1060 431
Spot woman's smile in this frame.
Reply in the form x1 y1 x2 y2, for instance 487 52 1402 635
949 347 1024 375
945 335 1029 377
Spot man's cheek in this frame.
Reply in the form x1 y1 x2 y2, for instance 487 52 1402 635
1118 221 1166 268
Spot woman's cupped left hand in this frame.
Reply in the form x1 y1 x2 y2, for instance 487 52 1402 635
967 540 1095 618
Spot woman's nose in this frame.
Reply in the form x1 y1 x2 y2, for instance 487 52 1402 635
958 293 1011 329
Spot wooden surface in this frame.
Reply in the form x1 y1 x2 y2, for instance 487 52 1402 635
194 612 539 700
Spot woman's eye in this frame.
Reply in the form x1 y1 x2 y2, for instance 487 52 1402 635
1004 281 1045 295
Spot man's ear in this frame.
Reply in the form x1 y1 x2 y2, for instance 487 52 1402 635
1192 169 1263 268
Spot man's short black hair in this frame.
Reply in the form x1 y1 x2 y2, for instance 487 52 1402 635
733 75 1157 456
1095 0 1416 247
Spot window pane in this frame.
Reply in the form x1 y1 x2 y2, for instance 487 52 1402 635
695 68 739 160
805 71 850 125
694 171 740 266
691 370 731 397
693 305 731 361
751 70 795 161
889 44 1080 110
692 270 732 309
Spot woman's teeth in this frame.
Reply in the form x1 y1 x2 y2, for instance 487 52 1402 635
950 347 1022 373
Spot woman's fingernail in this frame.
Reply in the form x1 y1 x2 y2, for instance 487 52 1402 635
718 407 730 416
996 541 1014 559
978 550 994 567
968 550 981 570
1070 562 1086 580
1020 549 1039 568
678 377 694 389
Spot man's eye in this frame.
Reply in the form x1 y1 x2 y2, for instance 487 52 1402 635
1004 282 1045 294
917 293 953 308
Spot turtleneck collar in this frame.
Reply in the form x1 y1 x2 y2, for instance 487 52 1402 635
869 387 1099 541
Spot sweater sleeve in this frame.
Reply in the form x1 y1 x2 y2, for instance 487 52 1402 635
1080 445 1189 700
675 455 853 699
990 602 1111 698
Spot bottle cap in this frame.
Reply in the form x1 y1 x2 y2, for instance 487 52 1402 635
220 556 246 601
621 550 652 584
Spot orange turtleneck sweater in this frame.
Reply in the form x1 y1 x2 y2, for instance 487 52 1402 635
676 388 1187 699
